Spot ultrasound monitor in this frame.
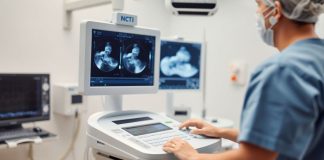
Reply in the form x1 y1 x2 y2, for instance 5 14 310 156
80 20 220 160
79 21 160 95
159 40 203 90
0 74 50 127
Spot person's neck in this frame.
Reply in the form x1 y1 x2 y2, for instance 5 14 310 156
275 21 318 52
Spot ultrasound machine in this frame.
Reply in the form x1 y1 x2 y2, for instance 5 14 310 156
79 13 220 160
0 74 54 147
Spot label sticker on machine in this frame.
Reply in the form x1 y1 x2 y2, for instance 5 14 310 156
122 123 172 136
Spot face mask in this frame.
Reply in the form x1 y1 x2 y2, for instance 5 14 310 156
256 6 278 46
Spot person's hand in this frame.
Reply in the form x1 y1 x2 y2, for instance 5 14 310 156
163 137 199 160
179 119 221 138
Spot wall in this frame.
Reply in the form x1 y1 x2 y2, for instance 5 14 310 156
0 0 172 160
0 0 323 159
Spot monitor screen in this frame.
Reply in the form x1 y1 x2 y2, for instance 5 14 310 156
90 29 156 87
122 123 171 136
0 74 50 126
159 40 202 90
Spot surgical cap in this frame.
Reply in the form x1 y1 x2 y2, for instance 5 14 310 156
263 0 324 23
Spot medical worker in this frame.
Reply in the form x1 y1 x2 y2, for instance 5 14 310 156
163 0 324 159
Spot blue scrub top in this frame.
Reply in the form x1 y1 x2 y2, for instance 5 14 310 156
239 38 324 160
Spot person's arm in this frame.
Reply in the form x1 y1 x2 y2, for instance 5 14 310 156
194 142 278 160
163 138 278 160
217 128 239 142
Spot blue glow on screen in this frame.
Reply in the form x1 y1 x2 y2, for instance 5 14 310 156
90 29 156 87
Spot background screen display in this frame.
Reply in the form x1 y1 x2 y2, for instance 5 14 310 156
0 75 49 121
159 41 201 90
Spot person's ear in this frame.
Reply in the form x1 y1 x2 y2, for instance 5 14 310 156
273 1 282 21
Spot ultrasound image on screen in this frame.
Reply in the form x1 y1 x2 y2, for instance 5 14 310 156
94 42 119 72
91 29 156 86
122 43 147 74
0 76 43 120
159 41 201 90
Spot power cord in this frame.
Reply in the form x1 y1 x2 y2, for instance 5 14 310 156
83 146 90 160
59 110 81 160
28 143 34 160
28 122 36 160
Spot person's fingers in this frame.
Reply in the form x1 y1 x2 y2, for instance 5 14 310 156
179 120 193 129
179 119 203 129
169 138 178 144
163 146 175 153
171 137 187 146
164 138 179 148
163 139 180 153
191 129 206 135
163 141 176 148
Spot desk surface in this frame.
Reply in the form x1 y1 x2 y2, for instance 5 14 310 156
0 133 57 149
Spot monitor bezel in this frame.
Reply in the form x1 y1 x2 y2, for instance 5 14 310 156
158 38 205 92
79 20 161 95
0 73 50 127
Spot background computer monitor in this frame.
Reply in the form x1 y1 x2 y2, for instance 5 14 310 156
159 39 203 91
79 21 161 95
0 74 50 127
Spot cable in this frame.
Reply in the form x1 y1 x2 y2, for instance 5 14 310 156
28 143 34 160
26 122 36 160
59 110 81 160
83 146 90 160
